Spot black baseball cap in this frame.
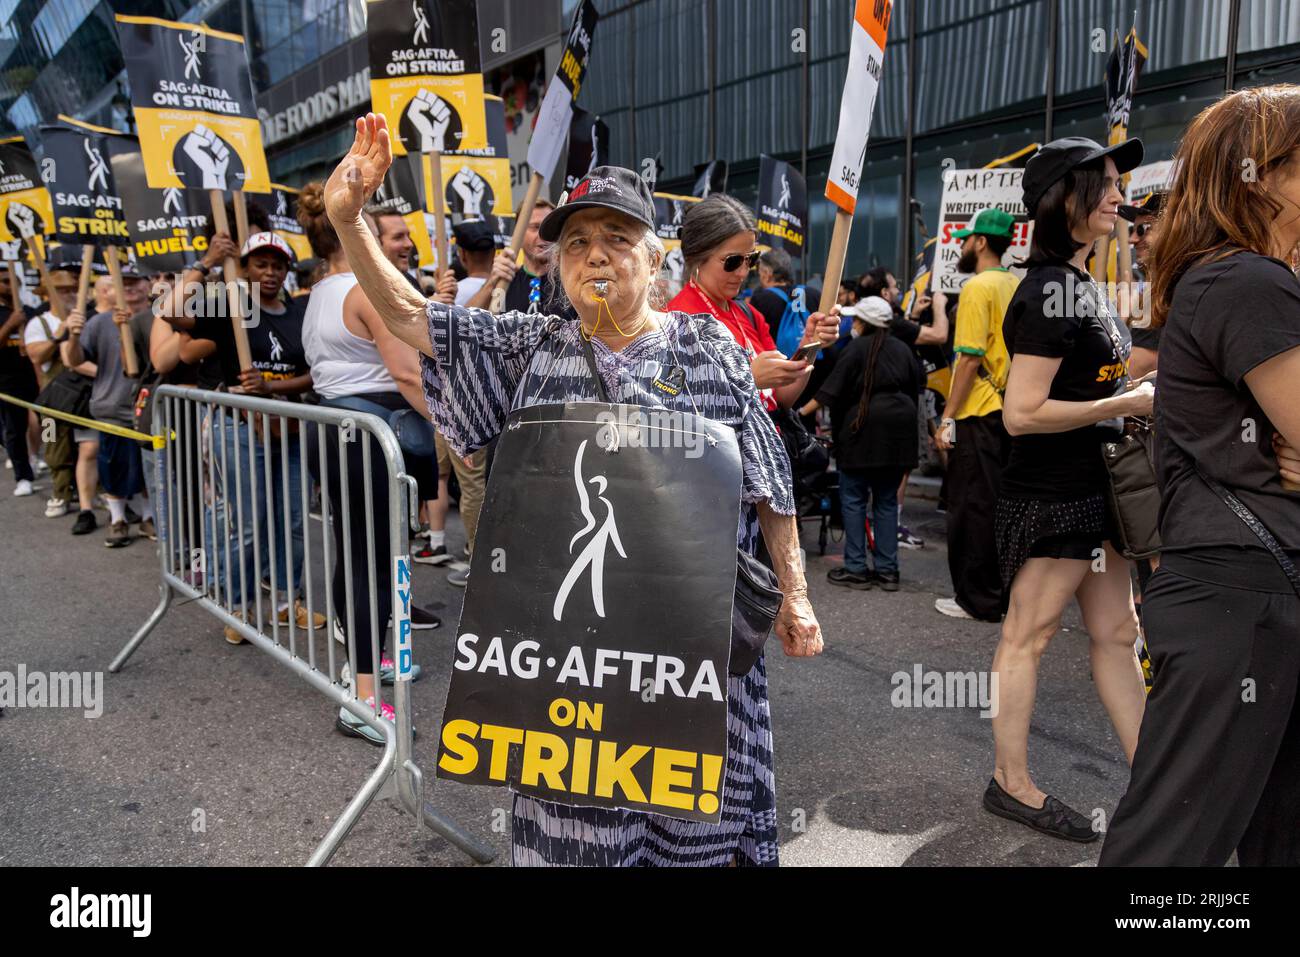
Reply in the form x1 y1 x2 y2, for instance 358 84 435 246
1022 136 1145 218
1119 191 1164 222
453 219 497 252
47 244 86 274
539 166 656 242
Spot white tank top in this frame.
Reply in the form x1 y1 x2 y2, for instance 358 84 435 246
301 272 397 398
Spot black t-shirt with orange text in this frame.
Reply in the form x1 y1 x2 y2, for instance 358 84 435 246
1000 260 1131 500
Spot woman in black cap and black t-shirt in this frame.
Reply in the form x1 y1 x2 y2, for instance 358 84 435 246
983 137 1155 842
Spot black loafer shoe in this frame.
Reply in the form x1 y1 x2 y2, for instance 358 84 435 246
982 777 1099 843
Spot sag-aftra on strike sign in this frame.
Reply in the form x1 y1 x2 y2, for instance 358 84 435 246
366 0 488 155
115 15 271 194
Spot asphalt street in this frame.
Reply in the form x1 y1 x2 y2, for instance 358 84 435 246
0 464 1130 867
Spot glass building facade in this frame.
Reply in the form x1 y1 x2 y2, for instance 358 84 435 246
4 1 1300 277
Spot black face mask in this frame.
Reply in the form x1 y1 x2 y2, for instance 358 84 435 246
956 246 979 275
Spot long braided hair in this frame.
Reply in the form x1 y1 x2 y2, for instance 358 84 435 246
849 324 889 433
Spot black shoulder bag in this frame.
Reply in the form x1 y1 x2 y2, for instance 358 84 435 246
576 331 784 676
1094 290 1162 560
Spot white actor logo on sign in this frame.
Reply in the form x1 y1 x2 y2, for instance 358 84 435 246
553 439 627 622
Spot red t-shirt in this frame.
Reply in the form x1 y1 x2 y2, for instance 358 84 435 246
667 281 778 410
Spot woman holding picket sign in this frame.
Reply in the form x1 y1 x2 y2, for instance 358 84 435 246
323 113 825 866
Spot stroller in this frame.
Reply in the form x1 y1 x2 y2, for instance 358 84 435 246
773 408 847 556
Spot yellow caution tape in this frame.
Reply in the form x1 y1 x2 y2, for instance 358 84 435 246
0 391 168 450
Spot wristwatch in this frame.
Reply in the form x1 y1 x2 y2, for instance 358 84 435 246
191 260 211 277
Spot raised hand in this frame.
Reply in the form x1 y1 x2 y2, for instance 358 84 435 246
324 113 395 227
408 90 452 152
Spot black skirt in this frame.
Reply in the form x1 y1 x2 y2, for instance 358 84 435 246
995 493 1113 588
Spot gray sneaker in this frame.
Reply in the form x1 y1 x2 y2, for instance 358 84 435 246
447 564 469 588
104 520 133 548
336 697 392 747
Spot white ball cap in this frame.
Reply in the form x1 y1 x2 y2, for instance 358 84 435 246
841 295 894 328
240 231 294 262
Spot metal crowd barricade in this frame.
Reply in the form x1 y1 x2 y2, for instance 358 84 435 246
109 385 494 866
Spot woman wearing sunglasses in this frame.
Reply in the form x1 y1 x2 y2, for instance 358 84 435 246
666 195 839 411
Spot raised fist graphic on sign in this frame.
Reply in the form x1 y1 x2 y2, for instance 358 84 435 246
181 124 231 190
664 246 685 281
407 90 452 152
449 167 489 217
6 202 38 239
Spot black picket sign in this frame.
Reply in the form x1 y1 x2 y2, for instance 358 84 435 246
756 154 807 255
106 135 210 273
564 107 609 192
41 125 129 247
437 401 742 823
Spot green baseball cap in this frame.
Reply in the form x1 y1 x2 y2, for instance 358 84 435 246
951 207 1015 240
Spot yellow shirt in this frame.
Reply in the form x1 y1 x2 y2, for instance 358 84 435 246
952 267 1018 419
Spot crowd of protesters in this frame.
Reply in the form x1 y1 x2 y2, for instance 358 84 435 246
3 84 1300 867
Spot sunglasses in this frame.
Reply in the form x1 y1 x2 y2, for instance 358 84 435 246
1133 223 1154 238
720 251 761 272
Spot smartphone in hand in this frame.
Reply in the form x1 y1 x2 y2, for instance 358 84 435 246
792 341 821 363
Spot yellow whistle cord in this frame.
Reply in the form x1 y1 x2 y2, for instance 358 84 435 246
583 294 649 341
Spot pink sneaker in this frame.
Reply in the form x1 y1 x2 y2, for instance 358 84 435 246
369 697 396 722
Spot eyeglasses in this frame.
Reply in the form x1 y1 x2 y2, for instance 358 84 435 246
1133 223 1154 238
720 251 761 273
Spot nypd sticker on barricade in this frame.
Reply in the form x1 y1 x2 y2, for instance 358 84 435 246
393 554 414 681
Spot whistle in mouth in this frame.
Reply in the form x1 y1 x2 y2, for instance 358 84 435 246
594 280 609 296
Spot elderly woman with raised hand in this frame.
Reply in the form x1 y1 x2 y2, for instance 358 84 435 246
322 114 824 867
